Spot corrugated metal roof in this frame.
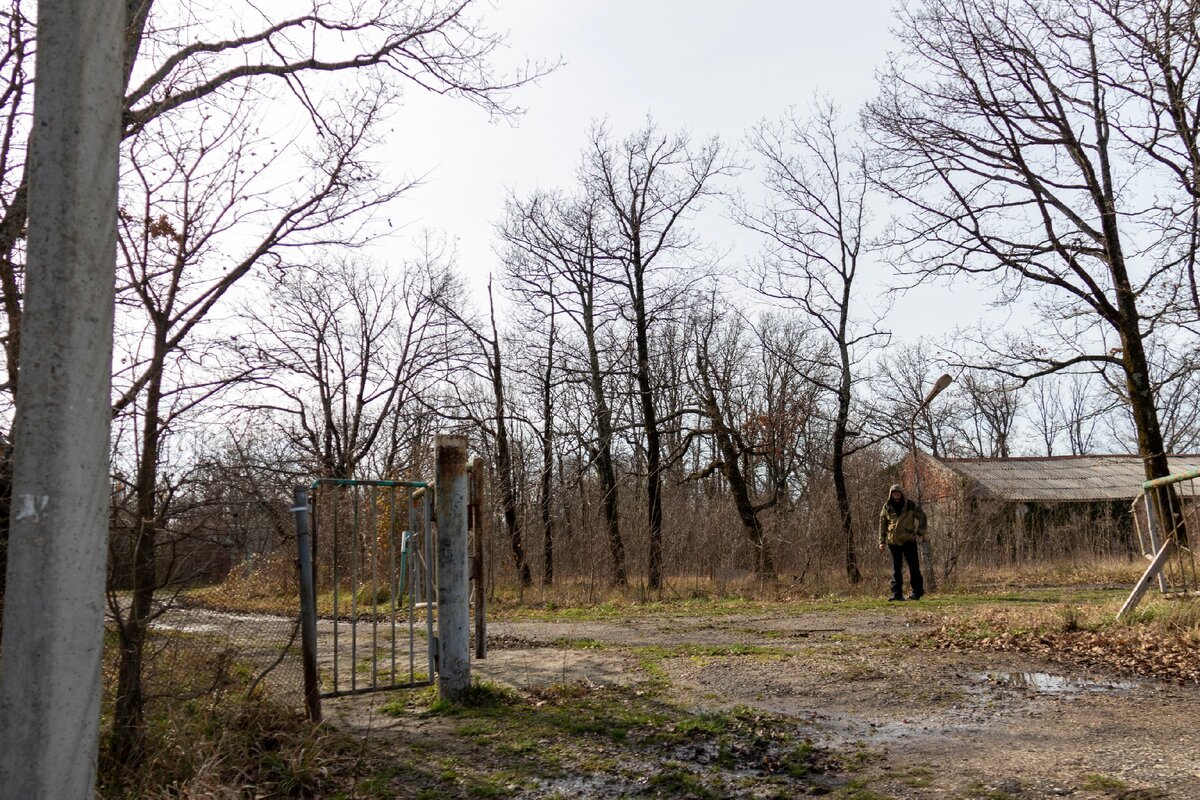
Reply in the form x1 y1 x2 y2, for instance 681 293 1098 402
935 454 1200 502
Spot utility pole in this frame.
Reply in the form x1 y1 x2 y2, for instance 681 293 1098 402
0 2 125 797
435 435 470 700
910 373 953 593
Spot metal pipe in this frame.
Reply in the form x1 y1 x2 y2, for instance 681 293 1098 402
1142 467 1200 490
909 373 952 592
293 488 322 722
389 485 398 684
470 456 487 660
409 493 418 682
350 484 359 693
331 489 341 692
423 489 435 680
369 484 379 690
1145 489 1168 593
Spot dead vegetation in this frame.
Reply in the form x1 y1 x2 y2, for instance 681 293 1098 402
928 595 1200 684
97 559 1200 797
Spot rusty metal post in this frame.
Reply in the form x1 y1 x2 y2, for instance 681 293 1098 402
435 435 470 700
910 374 953 593
469 457 487 659
293 488 321 721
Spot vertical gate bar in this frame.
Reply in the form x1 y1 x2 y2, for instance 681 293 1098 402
424 488 435 679
1185 479 1195 592
332 487 341 693
1146 489 1168 593
294 487 321 722
370 485 379 690
409 492 418 683
351 484 360 693
389 485 398 685
471 458 486 660
311 486 320 599
1167 486 1180 590
1179 482 1195 592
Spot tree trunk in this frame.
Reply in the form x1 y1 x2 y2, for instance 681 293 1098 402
833 352 860 584
109 343 164 771
699 364 774 576
487 284 530 587
583 311 625 585
633 269 664 591
539 307 555 586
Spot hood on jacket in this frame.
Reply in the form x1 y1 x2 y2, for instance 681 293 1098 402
888 483 905 499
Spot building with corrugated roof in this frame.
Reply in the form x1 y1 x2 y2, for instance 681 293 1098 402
894 452 1200 569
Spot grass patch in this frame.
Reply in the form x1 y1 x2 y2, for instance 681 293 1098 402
649 764 718 799
1083 774 1129 791
550 636 609 650
377 682 852 797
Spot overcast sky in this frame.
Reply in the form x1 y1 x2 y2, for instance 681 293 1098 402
381 0 1006 343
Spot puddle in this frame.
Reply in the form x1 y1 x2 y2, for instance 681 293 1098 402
977 671 1139 693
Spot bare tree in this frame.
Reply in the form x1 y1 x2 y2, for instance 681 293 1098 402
1084 0 1200 319
687 299 776 576
582 120 733 590
484 278 533 587
871 341 960 459
436 276 533 588
106 82 410 769
500 192 628 584
1023 371 1114 456
535 300 557 584
241 256 456 480
953 372 1023 458
866 0 1180 492
0 0 549 400
742 103 888 584
751 313 827 514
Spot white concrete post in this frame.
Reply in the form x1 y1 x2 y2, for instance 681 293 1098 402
0 1 124 797
435 434 470 700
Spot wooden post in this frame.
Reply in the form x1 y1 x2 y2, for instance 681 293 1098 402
1118 540 1176 621
435 435 470 700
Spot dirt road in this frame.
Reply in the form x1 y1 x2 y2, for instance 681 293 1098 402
153 599 1198 797
445 608 1199 799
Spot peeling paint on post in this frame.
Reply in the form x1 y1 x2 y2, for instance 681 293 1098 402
436 435 470 700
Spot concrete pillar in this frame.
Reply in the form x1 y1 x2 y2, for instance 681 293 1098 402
435 434 470 699
0 1 125 797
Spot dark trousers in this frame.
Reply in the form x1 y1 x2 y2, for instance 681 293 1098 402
888 541 924 599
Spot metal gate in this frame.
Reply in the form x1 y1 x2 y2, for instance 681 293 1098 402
1119 467 1200 619
299 479 437 708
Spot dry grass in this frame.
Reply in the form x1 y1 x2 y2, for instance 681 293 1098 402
944 554 1145 591
96 626 366 799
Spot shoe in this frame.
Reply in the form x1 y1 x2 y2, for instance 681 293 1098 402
908 594 923 601
888 595 905 602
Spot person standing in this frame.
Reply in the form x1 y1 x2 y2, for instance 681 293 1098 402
878 483 926 601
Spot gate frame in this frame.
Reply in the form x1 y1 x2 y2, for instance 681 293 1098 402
296 478 434 720
1118 468 1199 620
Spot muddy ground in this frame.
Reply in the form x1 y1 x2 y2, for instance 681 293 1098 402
322 606 1200 799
